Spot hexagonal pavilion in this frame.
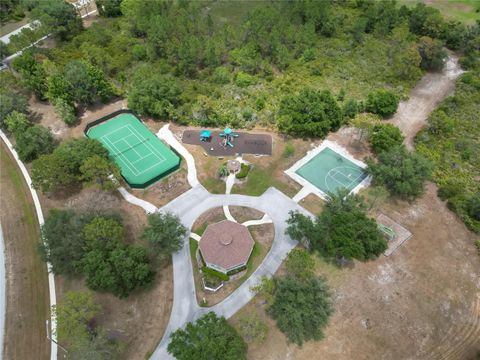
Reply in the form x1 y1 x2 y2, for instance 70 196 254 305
199 220 254 274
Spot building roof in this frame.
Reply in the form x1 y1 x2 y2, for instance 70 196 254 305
199 220 254 270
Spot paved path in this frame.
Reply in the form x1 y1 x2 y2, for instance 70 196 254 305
0 224 5 359
0 130 57 360
157 125 199 187
117 186 156 214
242 214 273 227
151 185 312 359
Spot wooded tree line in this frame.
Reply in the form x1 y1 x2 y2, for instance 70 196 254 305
3 0 478 134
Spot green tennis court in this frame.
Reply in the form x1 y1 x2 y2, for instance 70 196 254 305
86 113 180 188
295 147 367 195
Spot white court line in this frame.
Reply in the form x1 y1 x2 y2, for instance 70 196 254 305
100 124 130 139
111 132 137 145
102 135 139 175
132 152 155 165
127 124 166 162
123 138 142 157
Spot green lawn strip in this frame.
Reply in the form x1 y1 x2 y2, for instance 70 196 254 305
232 165 298 197
202 177 226 194
0 145 50 350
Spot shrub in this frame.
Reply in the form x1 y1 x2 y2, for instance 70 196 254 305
370 124 404 154
54 98 76 125
237 311 268 344
212 66 231 84
283 143 295 158
366 89 399 117
217 164 229 178
236 163 250 179
202 266 229 281
168 312 247 360
367 145 433 200
235 71 257 87
15 124 56 162
343 98 359 119
0 91 28 128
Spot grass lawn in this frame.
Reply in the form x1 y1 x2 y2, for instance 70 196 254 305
398 0 480 24
0 144 50 360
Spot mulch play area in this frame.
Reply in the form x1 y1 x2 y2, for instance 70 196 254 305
182 129 272 156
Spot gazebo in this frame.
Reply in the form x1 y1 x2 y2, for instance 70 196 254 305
199 220 254 274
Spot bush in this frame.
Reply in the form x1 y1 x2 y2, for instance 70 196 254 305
370 124 404 154
367 145 433 200
202 266 229 281
217 164 229 178
366 89 399 117
168 312 246 360
283 143 295 158
54 98 76 125
237 311 268 344
269 276 332 346
278 88 343 138
343 98 359 119
236 163 251 179
212 66 231 84
0 91 28 128
286 190 387 261
15 124 56 162
235 71 258 87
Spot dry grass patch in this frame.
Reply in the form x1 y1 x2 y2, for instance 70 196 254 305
299 194 325 215
229 206 264 224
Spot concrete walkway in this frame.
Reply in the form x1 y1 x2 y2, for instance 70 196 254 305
117 186 156 214
151 185 312 360
157 125 199 187
0 130 57 360
0 224 5 359
242 214 273 227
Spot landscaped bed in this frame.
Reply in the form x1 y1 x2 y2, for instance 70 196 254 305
190 207 274 307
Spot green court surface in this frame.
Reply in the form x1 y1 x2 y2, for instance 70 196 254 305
295 147 366 195
86 113 180 188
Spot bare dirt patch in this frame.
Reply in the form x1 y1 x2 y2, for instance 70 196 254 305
229 206 264 224
131 163 190 208
0 143 50 360
389 54 464 150
37 185 172 360
299 193 325 215
234 183 480 360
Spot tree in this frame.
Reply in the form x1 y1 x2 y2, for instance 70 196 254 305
80 155 120 191
32 0 83 41
14 124 56 162
286 190 387 261
418 36 447 71
53 290 100 342
82 217 153 297
278 88 343 138
168 312 247 360
52 290 123 359
31 138 110 193
12 52 48 100
54 98 76 125
4 111 30 136
96 0 122 17
366 89 399 117
0 91 28 128
284 248 315 280
369 123 404 154
236 311 268 344
0 40 10 59
366 145 433 200
40 209 95 275
141 212 186 261
269 276 332 346
128 70 181 119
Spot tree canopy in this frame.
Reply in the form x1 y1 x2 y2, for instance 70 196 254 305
286 190 387 262
168 312 247 360
141 212 186 261
370 123 404 154
284 248 315 281
31 138 114 193
278 88 343 138
269 276 332 346
367 145 433 200
366 89 399 117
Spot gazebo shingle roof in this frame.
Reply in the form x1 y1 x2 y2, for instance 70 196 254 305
199 220 254 270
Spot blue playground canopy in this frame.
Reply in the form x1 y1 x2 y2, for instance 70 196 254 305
200 130 212 138
224 127 232 135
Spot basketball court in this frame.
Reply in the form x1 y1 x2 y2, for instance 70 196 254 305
285 140 371 200
86 112 180 188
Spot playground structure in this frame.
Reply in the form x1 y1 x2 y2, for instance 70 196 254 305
378 223 396 242
218 127 239 148
200 130 212 142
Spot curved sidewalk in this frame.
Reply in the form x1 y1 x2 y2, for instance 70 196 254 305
151 185 312 359
0 130 57 360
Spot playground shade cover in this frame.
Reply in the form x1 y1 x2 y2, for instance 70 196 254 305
295 147 367 195
86 113 180 188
